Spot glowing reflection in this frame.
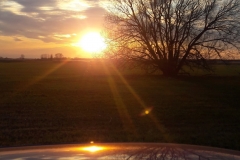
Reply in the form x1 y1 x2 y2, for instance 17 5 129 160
81 146 104 152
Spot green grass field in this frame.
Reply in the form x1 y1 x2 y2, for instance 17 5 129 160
0 60 240 151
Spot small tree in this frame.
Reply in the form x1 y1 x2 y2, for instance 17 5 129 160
55 53 63 59
20 54 25 59
105 0 240 76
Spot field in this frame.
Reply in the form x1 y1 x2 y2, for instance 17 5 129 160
0 60 240 150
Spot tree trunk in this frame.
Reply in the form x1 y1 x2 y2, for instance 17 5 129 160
161 65 178 77
159 59 179 77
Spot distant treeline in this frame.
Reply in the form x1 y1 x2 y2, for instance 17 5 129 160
0 57 92 63
1 58 240 64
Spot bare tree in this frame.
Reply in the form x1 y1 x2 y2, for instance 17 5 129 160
104 0 240 76
55 53 63 59
20 54 25 59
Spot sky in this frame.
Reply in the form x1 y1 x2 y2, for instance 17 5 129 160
0 0 108 58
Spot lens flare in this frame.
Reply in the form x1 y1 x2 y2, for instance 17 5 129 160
140 107 153 116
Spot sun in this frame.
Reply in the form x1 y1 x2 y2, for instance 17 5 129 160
77 32 107 53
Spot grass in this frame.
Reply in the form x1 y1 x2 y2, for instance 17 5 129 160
0 60 240 150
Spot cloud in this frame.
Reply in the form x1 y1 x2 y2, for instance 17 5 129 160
14 37 22 41
0 0 108 44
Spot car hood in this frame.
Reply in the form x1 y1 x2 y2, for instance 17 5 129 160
0 143 240 160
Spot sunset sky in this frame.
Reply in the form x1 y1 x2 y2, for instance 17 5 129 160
0 0 108 58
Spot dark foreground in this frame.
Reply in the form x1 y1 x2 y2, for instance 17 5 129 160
0 60 240 150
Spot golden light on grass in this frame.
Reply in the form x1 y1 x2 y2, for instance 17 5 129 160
74 32 107 54
81 146 105 152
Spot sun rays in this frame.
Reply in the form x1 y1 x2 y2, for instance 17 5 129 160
100 60 172 142
8 58 171 143
6 60 70 104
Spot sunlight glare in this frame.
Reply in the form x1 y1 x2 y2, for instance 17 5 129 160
81 146 104 152
76 32 107 53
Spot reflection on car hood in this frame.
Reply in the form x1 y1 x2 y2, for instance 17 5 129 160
0 143 240 160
